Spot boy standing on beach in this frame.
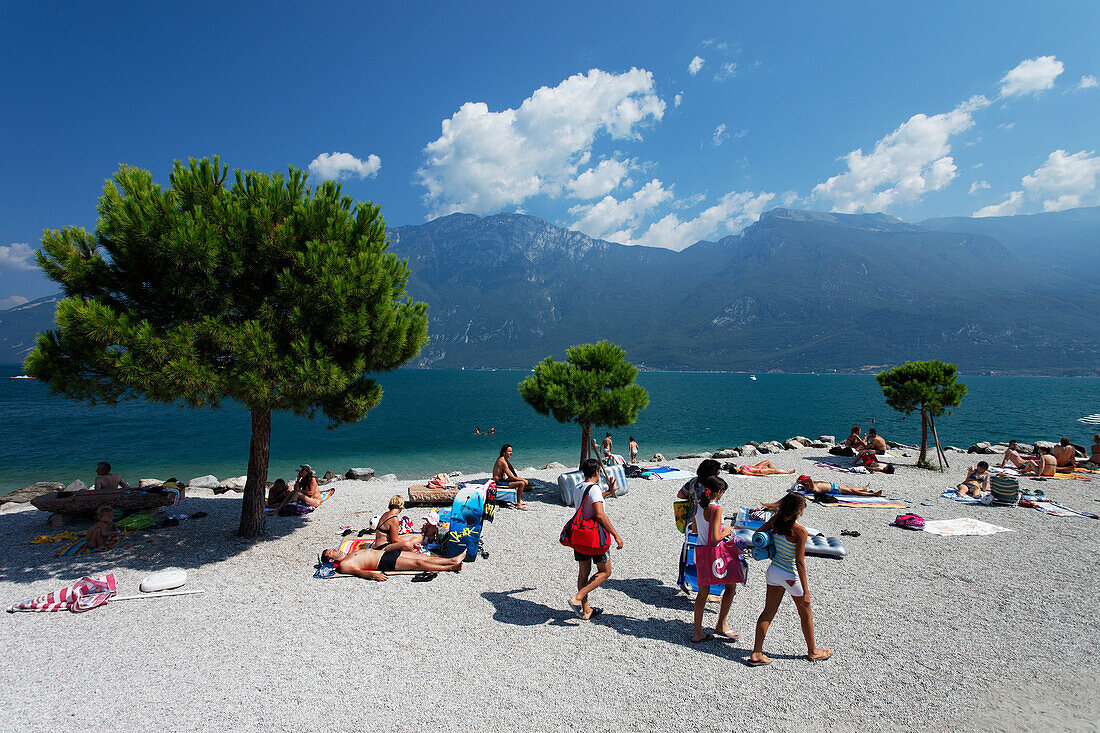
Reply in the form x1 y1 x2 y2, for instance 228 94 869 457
568 458 623 621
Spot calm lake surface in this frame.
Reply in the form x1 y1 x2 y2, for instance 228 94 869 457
2 365 1098 494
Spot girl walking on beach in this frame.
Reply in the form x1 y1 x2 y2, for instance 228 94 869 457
748 493 832 666
691 476 740 643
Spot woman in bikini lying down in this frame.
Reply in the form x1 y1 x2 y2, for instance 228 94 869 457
731 460 796 476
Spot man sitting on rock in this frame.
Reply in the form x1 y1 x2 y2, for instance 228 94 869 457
93 462 130 491
319 545 464 581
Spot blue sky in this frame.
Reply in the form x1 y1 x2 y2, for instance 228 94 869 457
2 1 1098 306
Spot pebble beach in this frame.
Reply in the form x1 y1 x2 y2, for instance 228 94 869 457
1 446 1098 732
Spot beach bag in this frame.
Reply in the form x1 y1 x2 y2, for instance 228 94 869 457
673 499 691 534
695 540 744 587
893 513 925 530
560 484 610 555
829 446 856 457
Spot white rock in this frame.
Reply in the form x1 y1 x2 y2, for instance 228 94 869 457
739 445 759 457
651 453 665 462
65 479 87 492
712 449 740 459
819 435 836 444
783 439 806 450
218 476 247 491
541 462 567 470
378 473 397 482
187 475 219 489
449 471 463 477
138 478 163 488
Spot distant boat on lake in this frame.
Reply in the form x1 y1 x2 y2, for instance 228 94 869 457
749 374 757 381
10 375 34 380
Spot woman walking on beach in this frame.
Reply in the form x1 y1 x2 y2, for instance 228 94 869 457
748 493 832 666
690 476 740 643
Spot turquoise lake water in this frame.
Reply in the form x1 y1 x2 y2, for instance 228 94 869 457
2 364 1098 494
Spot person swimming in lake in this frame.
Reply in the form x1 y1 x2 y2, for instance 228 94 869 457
493 444 529 510
731 460 796 476
956 461 990 498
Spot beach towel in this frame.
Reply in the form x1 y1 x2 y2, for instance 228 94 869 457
942 489 983 504
814 461 870 474
7 574 118 613
792 489 907 508
1021 499 1099 519
923 518 1013 537
645 468 695 481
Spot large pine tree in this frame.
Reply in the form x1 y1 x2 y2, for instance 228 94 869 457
26 158 428 538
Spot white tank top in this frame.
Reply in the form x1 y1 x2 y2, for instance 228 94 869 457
694 502 719 545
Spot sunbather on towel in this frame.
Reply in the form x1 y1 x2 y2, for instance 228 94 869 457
493 444 529 510
320 546 464 581
795 475 881 498
956 461 990 498
853 452 896 474
999 440 1039 469
1020 446 1057 477
731 460 796 476
1053 438 1079 472
374 495 422 552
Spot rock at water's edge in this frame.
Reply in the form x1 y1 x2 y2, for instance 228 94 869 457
346 467 375 480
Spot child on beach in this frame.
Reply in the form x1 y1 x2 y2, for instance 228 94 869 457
748 493 832 666
567 458 624 621
690 476 740 643
85 506 117 549
628 436 639 464
956 461 990 497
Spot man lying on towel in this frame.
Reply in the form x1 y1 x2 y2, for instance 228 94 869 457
320 546 464 581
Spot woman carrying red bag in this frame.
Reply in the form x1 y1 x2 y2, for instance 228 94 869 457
566 458 624 620
690 476 742 643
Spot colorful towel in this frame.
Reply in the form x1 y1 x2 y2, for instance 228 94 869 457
28 531 80 545
1021 500 1099 519
643 468 696 481
923 518 1013 536
814 461 870 474
942 489 983 504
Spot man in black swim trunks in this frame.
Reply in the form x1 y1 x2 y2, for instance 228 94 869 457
319 546 464 581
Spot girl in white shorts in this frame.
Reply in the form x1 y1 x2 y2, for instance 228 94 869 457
748 492 832 666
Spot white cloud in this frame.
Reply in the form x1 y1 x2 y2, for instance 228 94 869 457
734 128 748 139
0 295 29 310
568 179 673 241
999 56 1064 98
713 123 729 146
780 190 801 207
631 190 775 250
674 93 682 107
0 242 35 271
973 190 1024 217
308 152 381 181
812 95 991 213
689 56 704 75
968 180 991 195
1079 74 1098 90
567 159 630 199
997 122 1015 130
714 62 738 81
417 68 665 218
1021 149 1100 211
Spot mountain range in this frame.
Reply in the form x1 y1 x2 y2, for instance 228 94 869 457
4 206 1099 375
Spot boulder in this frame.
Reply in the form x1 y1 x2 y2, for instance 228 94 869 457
756 444 773 454
793 436 811 445
65 479 88 492
322 470 337 480
1033 440 1055 451
377 473 397 482
345 467 375 480
676 452 712 459
712 448 740 459
1016 443 1034 455
187 474 219 489
945 446 962 452
217 476 247 493
449 471 463 477
967 442 992 454
746 440 761 448
738 445 759 457
818 435 836 444
138 478 163 488
783 439 806 450
1 481 63 505
541 462 567 470
650 453 665 462
761 441 785 453
809 440 829 449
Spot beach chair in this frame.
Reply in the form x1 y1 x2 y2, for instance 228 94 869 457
989 474 1021 506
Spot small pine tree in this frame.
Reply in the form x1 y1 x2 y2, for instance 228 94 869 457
519 341 649 467
26 157 428 538
876 360 967 469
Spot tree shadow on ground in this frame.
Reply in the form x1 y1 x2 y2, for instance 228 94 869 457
0 495 315 586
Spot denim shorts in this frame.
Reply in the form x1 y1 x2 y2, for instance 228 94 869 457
574 549 609 564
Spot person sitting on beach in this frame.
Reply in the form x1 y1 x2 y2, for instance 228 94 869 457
999 440 1039 469
270 466 325 513
374 495 422 552
731 460 796 476
1019 446 1057 477
266 478 291 507
420 511 441 550
628 436 639 464
794 475 881 498
853 428 886 460
93 462 130 491
956 461 990 498
1088 435 1100 467
567 458 624 621
829 426 867 456
853 452 896 474
85 505 118 549
747 492 832 665
1052 437 1078 472
690 476 740 644
320 545 464 581
493 444 529 510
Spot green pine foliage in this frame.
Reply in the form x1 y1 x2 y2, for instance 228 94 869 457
26 157 428 537
876 360 967 468
519 341 649 467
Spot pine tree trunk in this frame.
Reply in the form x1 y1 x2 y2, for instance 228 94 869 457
238 407 271 539
919 408 929 466
579 422 591 469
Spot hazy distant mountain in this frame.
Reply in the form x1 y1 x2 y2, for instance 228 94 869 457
0 295 58 366
5 206 1099 374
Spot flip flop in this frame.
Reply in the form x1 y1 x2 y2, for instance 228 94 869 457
745 658 772 667
715 631 740 640
568 601 584 619
808 651 833 662
411 572 437 583
690 633 714 644
515 503 529 511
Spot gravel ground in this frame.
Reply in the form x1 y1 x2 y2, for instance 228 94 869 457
1 447 1098 732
